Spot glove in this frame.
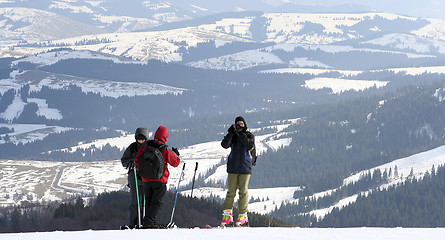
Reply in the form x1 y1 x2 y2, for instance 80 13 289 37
228 125 235 133
127 160 135 170
172 147 180 156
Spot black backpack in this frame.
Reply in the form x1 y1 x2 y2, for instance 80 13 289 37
139 141 167 179
246 131 258 166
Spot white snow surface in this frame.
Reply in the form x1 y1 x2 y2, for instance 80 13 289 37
187 49 284 71
0 94 25 121
1 226 444 240
198 17 255 39
302 77 389 94
261 68 364 77
0 123 72 145
374 66 445 75
363 33 445 54
11 50 147 68
27 98 63 120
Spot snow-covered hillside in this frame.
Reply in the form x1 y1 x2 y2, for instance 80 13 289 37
1 11 445 105
0 123 71 144
0 7 104 55
2 26 251 61
2 117 445 220
2 12 444 62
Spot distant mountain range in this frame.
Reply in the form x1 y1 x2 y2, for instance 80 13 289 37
0 0 376 33
1 5 445 149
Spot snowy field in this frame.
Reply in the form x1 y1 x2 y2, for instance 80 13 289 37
1 227 445 240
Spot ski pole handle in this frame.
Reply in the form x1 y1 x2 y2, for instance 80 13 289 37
194 162 198 171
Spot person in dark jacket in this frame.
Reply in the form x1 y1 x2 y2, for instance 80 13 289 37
220 116 255 227
135 126 181 228
121 127 149 229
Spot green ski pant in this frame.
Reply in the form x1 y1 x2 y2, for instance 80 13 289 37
223 173 251 214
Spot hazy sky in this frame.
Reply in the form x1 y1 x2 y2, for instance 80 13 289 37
270 0 445 19
1 0 444 20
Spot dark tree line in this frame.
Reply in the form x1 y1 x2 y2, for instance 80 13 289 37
0 190 287 233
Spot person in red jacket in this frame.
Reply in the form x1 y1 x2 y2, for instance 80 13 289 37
135 126 180 228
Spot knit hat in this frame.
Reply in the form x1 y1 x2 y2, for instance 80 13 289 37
135 127 149 140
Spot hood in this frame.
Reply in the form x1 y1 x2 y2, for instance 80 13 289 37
235 116 247 130
154 126 169 143
135 127 149 140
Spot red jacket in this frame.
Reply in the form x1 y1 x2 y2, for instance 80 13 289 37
135 126 180 183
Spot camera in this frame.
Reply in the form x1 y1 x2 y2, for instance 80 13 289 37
235 123 242 131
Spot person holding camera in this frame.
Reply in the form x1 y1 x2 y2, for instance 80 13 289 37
220 116 256 227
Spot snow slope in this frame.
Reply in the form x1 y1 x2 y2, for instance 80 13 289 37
1 226 444 240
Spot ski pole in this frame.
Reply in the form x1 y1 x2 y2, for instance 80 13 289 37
133 164 142 228
167 162 186 228
185 162 198 228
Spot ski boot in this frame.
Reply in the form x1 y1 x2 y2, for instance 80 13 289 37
235 213 249 227
220 209 233 227
142 222 166 229
120 225 131 230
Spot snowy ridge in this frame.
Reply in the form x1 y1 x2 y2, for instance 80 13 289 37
11 50 147 68
187 41 436 72
187 49 284 71
2 12 444 63
262 12 414 44
0 7 103 50
6 27 251 62
362 33 445 54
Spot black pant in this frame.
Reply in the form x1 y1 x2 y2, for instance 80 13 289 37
143 181 167 224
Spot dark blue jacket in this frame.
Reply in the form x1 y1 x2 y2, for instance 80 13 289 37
221 126 255 174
